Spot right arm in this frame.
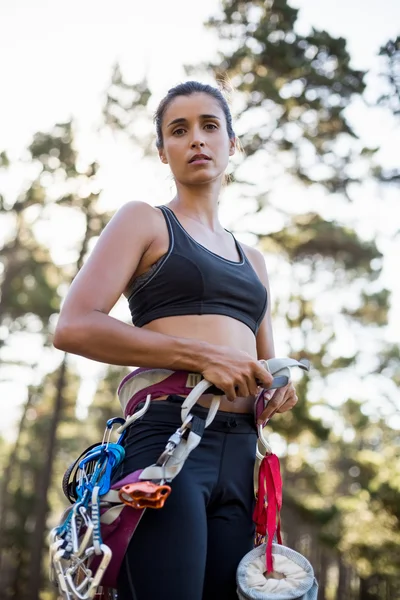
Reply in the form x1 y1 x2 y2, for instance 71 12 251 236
53 201 272 398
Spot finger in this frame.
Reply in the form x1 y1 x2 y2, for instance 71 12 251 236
254 364 273 389
224 383 237 402
257 389 285 422
235 380 251 399
263 389 275 402
247 376 259 397
258 397 281 423
276 393 298 413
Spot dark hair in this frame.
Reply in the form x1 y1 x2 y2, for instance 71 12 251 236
154 81 235 149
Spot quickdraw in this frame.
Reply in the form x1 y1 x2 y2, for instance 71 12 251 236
49 418 125 600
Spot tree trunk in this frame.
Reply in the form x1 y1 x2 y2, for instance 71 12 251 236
359 576 379 600
26 356 68 600
336 556 348 600
318 549 329 600
0 390 34 575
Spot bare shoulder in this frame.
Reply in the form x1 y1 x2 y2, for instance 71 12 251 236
103 201 166 245
240 243 268 278
65 201 166 313
116 200 160 217
112 200 162 227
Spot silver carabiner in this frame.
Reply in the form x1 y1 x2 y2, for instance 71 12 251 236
65 547 96 600
53 548 74 600
74 506 94 557
87 545 112 598
102 416 126 448
155 414 194 468
65 544 112 600
257 423 273 456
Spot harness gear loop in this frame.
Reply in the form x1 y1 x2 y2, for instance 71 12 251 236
117 394 151 434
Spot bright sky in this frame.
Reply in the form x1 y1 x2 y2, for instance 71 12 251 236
1 0 399 436
1 0 400 150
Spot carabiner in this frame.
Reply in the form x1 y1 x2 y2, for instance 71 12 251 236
71 506 94 557
102 417 126 448
53 548 74 599
257 424 273 456
65 545 112 600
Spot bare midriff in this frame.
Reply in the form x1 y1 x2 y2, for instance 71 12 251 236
142 313 258 414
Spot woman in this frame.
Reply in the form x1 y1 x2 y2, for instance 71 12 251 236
54 81 298 600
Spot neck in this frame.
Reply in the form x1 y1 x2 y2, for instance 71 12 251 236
170 178 223 232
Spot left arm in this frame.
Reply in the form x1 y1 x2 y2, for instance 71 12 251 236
243 245 298 423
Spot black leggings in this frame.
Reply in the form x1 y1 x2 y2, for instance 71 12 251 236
114 396 257 600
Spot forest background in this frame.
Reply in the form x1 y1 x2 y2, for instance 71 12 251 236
0 1 399 599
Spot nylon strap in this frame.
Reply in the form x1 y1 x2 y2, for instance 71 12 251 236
253 453 283 573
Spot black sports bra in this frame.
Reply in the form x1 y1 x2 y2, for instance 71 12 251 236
127 206 268 334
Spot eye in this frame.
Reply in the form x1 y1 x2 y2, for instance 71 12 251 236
205 123 218 130
173 128 186 136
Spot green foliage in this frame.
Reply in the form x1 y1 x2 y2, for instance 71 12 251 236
263 212 382 275
378 36 400 116
85 365 129 446
0 150 10 168
0 75 156 598
102 63 154 153
202 0 368 195
343 289 391 326
0 3 398 597
29 121 78 176
198 1 400 595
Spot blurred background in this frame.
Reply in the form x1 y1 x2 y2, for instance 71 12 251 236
0 0 399 598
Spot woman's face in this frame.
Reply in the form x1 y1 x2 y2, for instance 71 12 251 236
159 92 235 185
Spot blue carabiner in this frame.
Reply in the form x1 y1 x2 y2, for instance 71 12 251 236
103 417 126 447
106 417 126 429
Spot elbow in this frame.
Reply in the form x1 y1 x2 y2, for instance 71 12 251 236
53 318 83 353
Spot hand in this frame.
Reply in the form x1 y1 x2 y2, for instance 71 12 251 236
257 381 298 424
201 347 273 401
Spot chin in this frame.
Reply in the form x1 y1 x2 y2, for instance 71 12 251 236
189 170 223 185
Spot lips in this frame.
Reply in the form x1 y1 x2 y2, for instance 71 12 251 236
189 153 211 163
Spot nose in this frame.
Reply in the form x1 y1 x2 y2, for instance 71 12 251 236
191 139 205 149
190 126 205 149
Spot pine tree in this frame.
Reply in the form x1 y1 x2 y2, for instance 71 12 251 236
197 1 398 596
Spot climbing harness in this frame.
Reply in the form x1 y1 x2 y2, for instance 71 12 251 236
49 357 315 599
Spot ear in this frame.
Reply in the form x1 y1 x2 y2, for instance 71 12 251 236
229 137 236 157
158 150 168 164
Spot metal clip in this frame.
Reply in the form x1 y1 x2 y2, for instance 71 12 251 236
118 481 172 509
71 505 94 557
155 415 194 468
102 417 126 449
257 423 273 456
49 537 65 585
53 548 74 600
64 545 112 600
